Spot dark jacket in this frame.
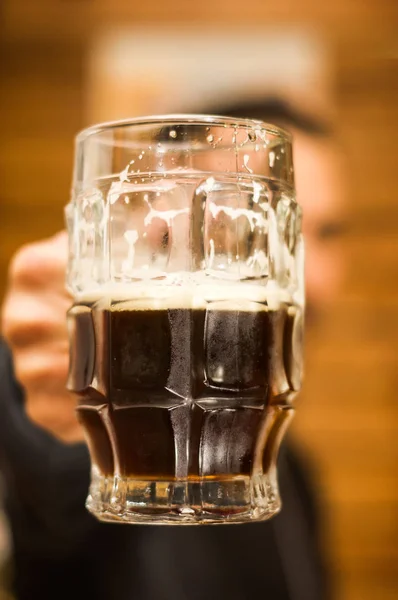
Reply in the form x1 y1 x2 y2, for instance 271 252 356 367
0 339 328 600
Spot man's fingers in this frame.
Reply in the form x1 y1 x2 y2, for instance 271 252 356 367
25 391 84 444
1 293 70 347
0 231 83 443
13 347 69 392
9 232 69 291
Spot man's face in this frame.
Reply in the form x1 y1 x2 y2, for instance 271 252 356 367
293 131 345 322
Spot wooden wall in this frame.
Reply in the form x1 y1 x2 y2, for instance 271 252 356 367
1 1 397 599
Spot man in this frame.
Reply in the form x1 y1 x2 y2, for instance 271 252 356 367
0 100 344 600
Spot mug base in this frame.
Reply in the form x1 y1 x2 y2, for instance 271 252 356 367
86 471 281 525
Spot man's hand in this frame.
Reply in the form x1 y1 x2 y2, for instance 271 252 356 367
1 231 84 443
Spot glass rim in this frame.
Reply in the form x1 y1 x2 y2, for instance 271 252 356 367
76 114 292 144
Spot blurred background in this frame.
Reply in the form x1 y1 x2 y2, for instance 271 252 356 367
0 1 397 599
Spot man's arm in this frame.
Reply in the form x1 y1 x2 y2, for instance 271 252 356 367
0 337 98 554
0 232 103 553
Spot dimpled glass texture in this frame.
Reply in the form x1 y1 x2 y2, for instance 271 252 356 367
65 115 304 524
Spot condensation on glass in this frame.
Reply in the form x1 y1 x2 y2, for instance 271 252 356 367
65 115 304 524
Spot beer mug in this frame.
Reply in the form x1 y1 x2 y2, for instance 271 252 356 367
66 115 304 524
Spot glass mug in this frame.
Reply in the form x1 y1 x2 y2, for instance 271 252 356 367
66 115 304 525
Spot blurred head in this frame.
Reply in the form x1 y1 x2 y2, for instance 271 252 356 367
206 98 346 322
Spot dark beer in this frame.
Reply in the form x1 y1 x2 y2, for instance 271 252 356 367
67 289 302 518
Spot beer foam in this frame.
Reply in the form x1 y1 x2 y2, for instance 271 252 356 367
76 280 293 311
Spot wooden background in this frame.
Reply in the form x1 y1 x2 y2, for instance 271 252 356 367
1 1 397 599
